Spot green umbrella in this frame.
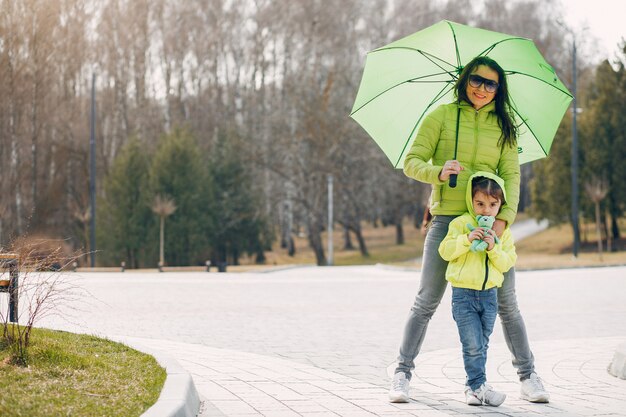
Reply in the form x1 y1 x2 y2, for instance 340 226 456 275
350 20 573 168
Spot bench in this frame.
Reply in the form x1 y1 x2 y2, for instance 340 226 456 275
0 253 19 322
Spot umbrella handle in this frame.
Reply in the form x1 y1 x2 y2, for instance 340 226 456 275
449 105 460 189
449 174 458 188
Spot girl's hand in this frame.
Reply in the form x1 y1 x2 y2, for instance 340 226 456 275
467 227 483 243
484 229 496 251
439 160 464 181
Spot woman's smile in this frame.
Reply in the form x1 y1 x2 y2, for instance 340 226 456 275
466 65 499 110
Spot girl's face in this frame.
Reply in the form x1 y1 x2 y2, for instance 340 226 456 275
466 65 499 110
472 191 502 217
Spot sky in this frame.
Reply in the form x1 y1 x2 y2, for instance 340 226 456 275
561 0 626 60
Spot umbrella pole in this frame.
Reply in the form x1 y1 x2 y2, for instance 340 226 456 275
449 105 461 188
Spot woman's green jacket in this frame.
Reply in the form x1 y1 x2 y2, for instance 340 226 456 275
403 100 520 225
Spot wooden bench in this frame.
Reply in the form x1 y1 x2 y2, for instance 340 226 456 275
0 253 19 323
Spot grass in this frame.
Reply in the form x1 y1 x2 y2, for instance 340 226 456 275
232 217 626 271
236 220 426 269
514 221 626 270
0 327 166 417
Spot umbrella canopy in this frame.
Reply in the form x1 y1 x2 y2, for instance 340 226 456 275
350 20 573 168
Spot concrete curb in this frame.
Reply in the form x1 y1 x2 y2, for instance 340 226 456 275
609 342 626 379
112 336 200 417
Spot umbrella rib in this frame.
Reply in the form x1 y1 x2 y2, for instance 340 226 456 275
506 71 574 98
479 37 530 57
445 20 462 70
350 75 451 117
408 71 456 82
370 46 458 77
510 106 549 159
394 84 455 168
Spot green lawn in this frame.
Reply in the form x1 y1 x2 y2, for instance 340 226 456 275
0 327 165 417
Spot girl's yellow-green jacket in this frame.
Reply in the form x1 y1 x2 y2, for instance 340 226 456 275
438 171 517 290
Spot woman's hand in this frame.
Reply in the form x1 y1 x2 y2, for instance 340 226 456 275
438 160 464 181
492 219 507 238
467 227 483 243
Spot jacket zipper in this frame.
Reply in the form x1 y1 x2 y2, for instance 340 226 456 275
471 109 479 168
481 254 489 290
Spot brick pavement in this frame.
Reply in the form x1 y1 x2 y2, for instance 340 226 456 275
132 335 626 416
34 265 626 416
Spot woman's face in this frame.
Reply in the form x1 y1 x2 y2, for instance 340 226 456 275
466 65 499 110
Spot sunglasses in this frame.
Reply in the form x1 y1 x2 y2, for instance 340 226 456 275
468 74 499 93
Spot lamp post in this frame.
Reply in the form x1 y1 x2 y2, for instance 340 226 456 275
327 174 334 266
570 37 580 257
558 20 581 258
89 73 97 267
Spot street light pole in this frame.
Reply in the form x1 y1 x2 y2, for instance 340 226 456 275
571 38 580 257
327 174 333 266
89 73 97 267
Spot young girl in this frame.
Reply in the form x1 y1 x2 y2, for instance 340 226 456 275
438 172 517 406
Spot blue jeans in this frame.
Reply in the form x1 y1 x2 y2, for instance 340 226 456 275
452 287 498 391
395 215 535 380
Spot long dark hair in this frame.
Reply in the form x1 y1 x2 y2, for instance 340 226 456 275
454 56 518 148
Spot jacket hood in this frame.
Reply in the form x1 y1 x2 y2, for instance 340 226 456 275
466 171 507 218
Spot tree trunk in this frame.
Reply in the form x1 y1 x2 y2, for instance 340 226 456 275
159 215 165 265
609 194 621 240
343 225 354 250
605 207 612 253
594 202 603 259
395 222 404 245
307 219 326 266
350 224 369 257
287 236 295 257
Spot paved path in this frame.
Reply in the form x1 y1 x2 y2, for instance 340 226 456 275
34 265 626 416
510 218 549 242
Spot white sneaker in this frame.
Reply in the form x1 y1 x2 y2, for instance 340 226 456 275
474 383 506 406
520 373 550 403
389 372 410 403
464 386 482 406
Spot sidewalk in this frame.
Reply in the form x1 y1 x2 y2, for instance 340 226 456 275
133 336 626 417
38 265 626 416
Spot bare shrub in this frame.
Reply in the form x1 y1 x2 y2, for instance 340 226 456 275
1 239 87 366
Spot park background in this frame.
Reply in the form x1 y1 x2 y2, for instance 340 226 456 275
0 0 624 269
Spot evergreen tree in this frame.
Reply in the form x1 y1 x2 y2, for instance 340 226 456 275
97 138 152 268
579 58 625 239
208 131 269 265
529 116 573 225
150 129 211 265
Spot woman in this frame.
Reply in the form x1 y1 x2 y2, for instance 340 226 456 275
388 56 549 404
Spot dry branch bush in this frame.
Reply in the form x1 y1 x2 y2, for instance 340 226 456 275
1 239 89 366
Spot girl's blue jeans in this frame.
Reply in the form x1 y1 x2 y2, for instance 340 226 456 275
452 287 498 391
395 215 535 381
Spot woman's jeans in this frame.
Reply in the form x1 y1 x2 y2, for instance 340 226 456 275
395 215 535 381
452 287 498 391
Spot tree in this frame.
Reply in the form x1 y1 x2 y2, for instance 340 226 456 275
152 195 176 266
584 177 608 258
529 118 572 225
579 58 626 241
208 130 269 265
149 129 210 266
97 138 152 268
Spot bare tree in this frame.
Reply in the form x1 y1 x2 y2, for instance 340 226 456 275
152 194 177 266
584 177 608 259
